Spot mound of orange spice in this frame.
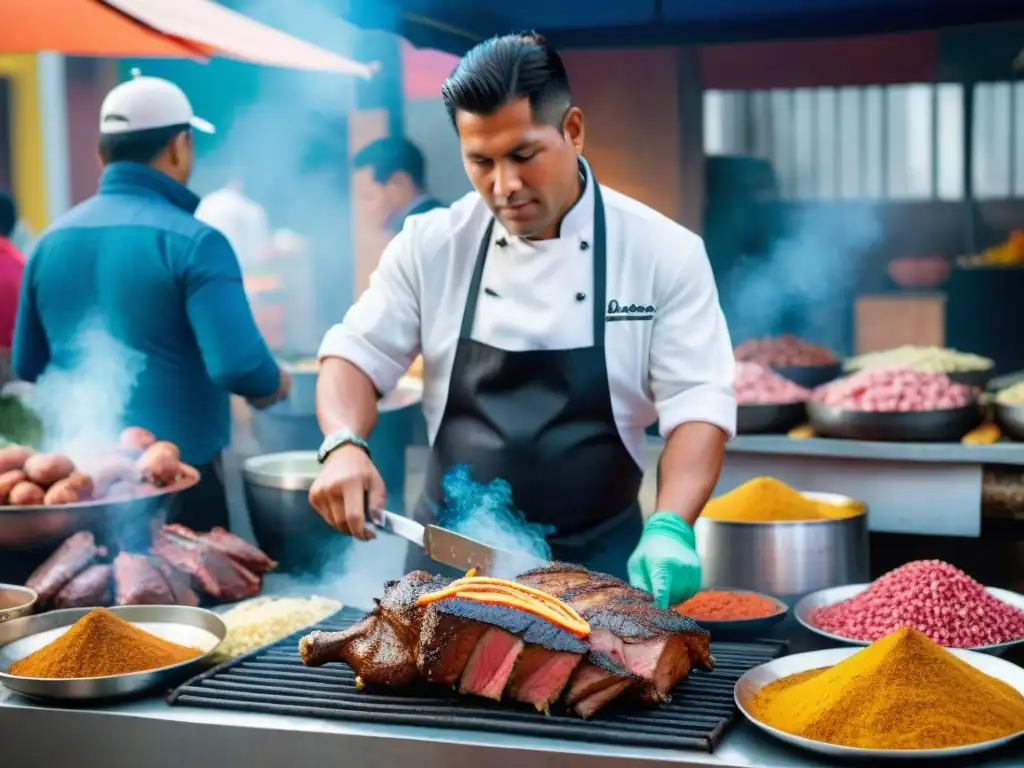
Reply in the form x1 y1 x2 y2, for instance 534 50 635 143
676 590 782 622
416 575 591 637
9 607 203 679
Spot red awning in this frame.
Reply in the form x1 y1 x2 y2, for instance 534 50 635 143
0 0 371 77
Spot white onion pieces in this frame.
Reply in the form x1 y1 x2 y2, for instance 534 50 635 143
214 596 341 661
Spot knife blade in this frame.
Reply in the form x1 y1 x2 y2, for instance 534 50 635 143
368 508 548 577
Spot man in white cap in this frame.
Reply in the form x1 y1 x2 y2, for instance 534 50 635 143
12 72 290 532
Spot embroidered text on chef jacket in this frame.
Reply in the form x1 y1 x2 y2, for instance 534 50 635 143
319 171 737 467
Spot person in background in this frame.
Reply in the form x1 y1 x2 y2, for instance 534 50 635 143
195 180 272 275
12 72 290 531
352 137 445 234
0 190 26 387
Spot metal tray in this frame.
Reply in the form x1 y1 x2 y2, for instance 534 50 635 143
806 401 982 442
736 402 806 435
995 402 1024 441
0 463 200 551
735 646 1024 759
0 604 225 702
793 583 1024 655
771 362 841 390
0 585 37 623
676 588 789 642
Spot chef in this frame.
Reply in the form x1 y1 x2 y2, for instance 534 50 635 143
310 33 736 608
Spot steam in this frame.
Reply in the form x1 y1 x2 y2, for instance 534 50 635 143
723 202 881 353
440 465 554 562
29 316 144 465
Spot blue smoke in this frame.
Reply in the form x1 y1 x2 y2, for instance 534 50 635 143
440 465 553 561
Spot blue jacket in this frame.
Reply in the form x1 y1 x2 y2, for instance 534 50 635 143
12 162 280 465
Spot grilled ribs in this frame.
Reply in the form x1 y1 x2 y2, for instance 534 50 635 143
300 564 712 718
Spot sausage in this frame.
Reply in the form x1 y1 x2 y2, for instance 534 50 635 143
0 469 27 504
135 442 180 487
8 481 46 506
65 472 95 501
118 427 156 455
0 445 34 474
23 453 75 488
43 478 81 506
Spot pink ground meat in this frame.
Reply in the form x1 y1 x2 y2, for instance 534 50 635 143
811 366 974 412
809 560 1024 647
733 335 837 367
735 362 811 405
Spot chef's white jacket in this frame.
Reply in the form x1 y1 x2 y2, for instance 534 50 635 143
319 169 736 467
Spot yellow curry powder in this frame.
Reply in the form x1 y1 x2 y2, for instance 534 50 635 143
702 477 862 523
748 627 1024 750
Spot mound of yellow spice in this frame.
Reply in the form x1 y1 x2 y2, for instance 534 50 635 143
9 607 202 679
748 627 1024 750
702 477 861 523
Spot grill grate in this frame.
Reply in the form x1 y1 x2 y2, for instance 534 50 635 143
168 608 785 752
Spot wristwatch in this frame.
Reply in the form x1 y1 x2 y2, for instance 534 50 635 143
317 429 371 464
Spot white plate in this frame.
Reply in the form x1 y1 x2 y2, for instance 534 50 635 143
735 647 1024 759
794 583 1024 654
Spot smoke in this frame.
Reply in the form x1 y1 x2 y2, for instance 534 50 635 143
29 316 144 465
439 465 554 562
723 202 881 353
189 0 361 354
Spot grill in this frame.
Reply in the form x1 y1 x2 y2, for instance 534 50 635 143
168 608 785 752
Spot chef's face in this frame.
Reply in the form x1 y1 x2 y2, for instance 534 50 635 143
456 98 584 239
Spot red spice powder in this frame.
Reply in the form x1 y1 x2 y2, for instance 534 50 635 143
676 590 781 621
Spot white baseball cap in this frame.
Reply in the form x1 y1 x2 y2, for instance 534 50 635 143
99 69 215 136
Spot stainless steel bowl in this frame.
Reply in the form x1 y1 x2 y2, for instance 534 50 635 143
0 604 226 702
806 401 982 442
695 492 870 601
0 585 38 623
794 583 1024 655
994 401 1024 442
772 362 842 390
736 402 806 435
242 451 351 574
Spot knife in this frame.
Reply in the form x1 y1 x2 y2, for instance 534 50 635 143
367 508 547 577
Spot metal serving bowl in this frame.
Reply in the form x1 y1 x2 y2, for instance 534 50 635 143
0 604 226 702
0 585 38 623
0 464 200 551
676 588 789 642
948 367 996 390
794 583 1024 656
772 362 842 390
736 402 806 435
806 401 982 442
994 401 1024 442
243 451 351 574
695 492 870 601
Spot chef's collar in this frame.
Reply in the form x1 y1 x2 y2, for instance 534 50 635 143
493 157 592 244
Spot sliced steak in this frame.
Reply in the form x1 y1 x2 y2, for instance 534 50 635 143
417 605 489 686
53 564 113 609
458 627 523 701
152 530 260 601
201 527 277 575
563 651 638 717
507 644 582 713
152 559 200 607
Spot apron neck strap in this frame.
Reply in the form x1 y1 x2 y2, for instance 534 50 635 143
460 162 608 345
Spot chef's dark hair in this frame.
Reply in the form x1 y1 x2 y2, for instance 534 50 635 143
0 189 15 238
98 124 189 165
352 137 427 190
442 32 572 129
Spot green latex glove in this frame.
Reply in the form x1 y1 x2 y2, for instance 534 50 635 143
627 511 702 609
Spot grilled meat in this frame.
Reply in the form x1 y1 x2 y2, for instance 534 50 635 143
200 527 277 575
152 558 200 607
53 563 113 609
26 531 106 602
114 552 175 605
152 527 261 601
299 563 712 718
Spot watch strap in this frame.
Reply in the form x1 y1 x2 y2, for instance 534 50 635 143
317 429 371 464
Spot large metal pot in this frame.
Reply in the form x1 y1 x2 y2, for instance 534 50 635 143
242 451 351 574
694 491 870 602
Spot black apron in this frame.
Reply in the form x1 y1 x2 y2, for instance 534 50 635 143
408 162 644 581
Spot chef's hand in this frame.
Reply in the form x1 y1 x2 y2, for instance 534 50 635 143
308 445 385 541
627 512 702 609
